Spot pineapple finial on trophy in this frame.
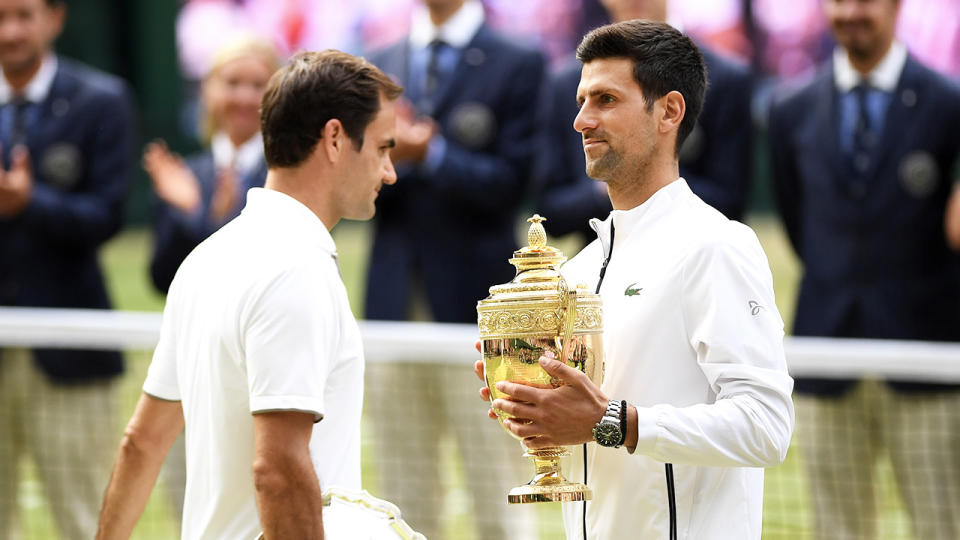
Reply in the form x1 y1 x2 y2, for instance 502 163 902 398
527 214 547 249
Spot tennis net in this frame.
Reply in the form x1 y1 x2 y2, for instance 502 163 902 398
1 307 958 539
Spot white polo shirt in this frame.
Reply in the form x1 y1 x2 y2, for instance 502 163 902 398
559 179 795 540
144 188 364 540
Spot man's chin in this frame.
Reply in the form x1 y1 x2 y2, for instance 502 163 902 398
585 160 615 182
0 52 41 75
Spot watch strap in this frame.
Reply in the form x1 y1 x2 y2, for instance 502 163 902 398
618 399 628 447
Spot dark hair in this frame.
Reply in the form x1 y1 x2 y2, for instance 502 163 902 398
260 50 403 168
576 20 706 156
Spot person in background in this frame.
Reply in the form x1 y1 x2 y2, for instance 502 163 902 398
0 0 135 538
768 0 960 538
363 0 545 537
146 36 278 294
535 0 753 243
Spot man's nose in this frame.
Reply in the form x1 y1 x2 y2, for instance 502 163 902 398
573 105 596 134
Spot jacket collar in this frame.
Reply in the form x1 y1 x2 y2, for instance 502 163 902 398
409 0 484 50
833 41 906 93
0 53 57 104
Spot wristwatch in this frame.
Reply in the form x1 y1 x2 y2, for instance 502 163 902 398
593 399 626 448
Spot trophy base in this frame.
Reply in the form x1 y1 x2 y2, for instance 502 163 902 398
507 482 592 504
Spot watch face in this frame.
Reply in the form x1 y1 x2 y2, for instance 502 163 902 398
593 422 622 447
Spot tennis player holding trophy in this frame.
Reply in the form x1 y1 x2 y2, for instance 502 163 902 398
474 20 793 540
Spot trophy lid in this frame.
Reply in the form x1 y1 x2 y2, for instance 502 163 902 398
508 214 566 271
477 214 601 338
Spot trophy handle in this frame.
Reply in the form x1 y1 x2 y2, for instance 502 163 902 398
558 278 577 367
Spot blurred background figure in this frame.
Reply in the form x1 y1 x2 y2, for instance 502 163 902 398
362 0 545 538
147 35 278 295
0 0 135 538
768 0 960 538
142 35 278 526
534 0 753 244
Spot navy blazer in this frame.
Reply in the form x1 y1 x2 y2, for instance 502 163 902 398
149 151 267 294
0 58 135 381
365 24 546 323
769 55 960 395
534 46 753 238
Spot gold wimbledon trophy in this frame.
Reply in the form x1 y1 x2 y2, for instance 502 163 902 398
477 214 604 503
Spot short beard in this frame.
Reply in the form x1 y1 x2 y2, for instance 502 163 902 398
585 149 623 181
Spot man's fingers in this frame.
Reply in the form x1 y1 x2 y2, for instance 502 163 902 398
478 386 491 402
503 418 540 439
523 435 557 450
538 356 587 386
11 145 30 172
494 380 545 403
474 339 481 353
492 398 537 420
473 359 485 382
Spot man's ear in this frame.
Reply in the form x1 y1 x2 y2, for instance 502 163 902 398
321 118 346 163
658 90 686 135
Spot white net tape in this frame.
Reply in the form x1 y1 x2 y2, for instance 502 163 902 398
1 307 958 380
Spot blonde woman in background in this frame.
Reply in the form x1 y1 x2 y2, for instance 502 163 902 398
146 36 279 294
143 36 279 524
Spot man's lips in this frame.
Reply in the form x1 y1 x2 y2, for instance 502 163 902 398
583 139 607 153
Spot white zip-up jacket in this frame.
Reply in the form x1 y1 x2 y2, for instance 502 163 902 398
559 179 795 540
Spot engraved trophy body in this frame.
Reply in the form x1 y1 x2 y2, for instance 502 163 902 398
477 215 604 503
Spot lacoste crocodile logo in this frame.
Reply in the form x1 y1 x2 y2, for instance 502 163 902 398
624 283 643 296
749 300 765 316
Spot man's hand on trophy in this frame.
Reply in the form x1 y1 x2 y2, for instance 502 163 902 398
474 340 498 420
491 353 608 449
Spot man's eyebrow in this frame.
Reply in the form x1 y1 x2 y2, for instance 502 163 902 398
576 87 617 106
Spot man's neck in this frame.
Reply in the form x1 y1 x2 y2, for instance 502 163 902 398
607 161 679 211
263 168 338 231
3 56 45 93
847 39 893 76
429 1 465 26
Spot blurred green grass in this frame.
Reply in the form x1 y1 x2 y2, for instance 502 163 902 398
18 216 912 539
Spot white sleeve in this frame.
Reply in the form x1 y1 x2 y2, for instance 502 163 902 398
633 227 795 467
243 257 334 421
143 295 182 401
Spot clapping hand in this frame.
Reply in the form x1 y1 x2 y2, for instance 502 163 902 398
0 144 33 218
390 99 437 164
143 140 201 214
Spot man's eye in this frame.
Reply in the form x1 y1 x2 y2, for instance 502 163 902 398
601 95 615 104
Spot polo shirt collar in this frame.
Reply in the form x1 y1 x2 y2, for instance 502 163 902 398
0 53 57 104
243 188 337 255
833 41 906 93
409 0 484 50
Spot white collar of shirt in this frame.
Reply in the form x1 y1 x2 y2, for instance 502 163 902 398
409 0 484 50
0 53 57 104
211 132 263 176
833 41 907 92
243 188 337 255
590 178 689 251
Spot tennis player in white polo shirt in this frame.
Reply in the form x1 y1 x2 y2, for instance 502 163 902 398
96 50 402 539
477 21 795 540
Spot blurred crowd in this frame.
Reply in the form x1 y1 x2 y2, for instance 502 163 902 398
0 0 958 539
